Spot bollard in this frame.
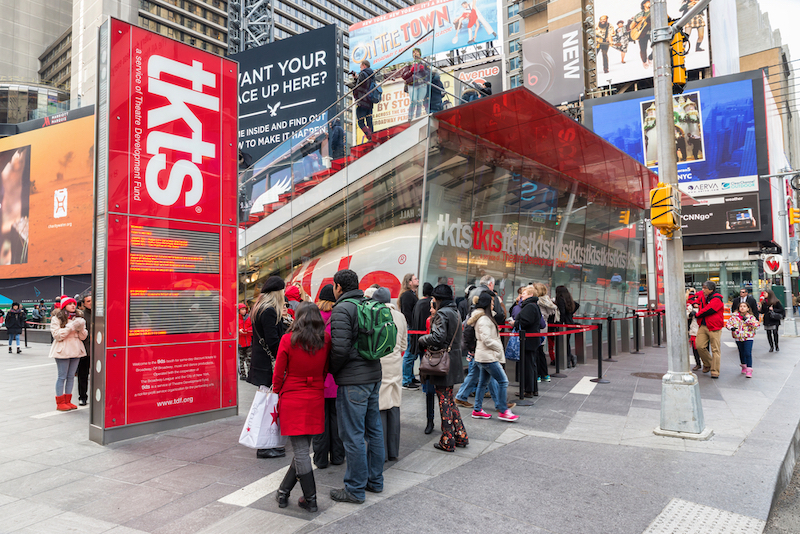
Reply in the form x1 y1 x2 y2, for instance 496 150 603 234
606 316 618 362
643 314 653 347
590 323 609 383
552 332 567 378
632 315 642 353
24 325 28 348
517 330 534 406
575 328 587 365
620 318 631 353
654 311 663 347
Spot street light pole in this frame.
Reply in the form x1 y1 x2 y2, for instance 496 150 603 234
650 0 711 439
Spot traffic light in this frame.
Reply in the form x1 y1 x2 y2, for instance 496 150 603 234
650 182 681 235
670 22 687 95
619 209 630 225
790 207 800 226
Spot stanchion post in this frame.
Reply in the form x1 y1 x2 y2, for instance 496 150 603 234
620 317 631 353
606 316 618 362
644 314 653 346
655 311 663 347
24 325 28 348
590 323 609 383
552 330 567 378
632 314 642 353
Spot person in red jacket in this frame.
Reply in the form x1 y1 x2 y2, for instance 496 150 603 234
273 301 331 513
238 303 252 380
694 280 724 378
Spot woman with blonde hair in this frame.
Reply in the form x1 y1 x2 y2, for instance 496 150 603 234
249 275 288 459
50 296 88 411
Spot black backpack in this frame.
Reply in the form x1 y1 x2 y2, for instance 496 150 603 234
462 315 477 354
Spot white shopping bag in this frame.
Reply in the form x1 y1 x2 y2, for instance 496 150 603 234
239 386 288 449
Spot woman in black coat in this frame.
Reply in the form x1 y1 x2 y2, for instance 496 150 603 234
418 284 467 452
248 276 288 458
555 286 580 367
760 289 785 352
517 286 543 397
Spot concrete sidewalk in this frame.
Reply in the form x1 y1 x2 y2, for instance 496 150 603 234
0 332 798 533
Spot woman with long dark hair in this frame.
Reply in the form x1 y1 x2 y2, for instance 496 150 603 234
273 302 330 513
49 297 88 411
249 276 288 459
555 286 580 367
760 289 785 352
418 284 468 452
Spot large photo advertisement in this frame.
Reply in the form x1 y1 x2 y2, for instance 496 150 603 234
348 0 499 72
593 0 710 86
0 115 94 278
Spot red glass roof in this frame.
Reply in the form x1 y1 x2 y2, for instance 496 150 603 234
434 87 659 209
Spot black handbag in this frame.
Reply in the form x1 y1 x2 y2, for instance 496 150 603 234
420 320 460 376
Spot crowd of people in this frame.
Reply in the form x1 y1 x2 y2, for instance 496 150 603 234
237 270 579 512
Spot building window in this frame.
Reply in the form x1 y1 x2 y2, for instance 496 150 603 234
508 20 519 35
507 3 519 18
509 56 520 71
510 74 521 88
509 38 519 54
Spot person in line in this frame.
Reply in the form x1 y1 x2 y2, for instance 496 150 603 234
457 285 476 320
731 288 760 321
285 284 303 315
273 302 331 513
312 284 345 469
409 282 436 434
469 275 506 325
50 296 88 411
418 284 469 451
554 286 579 368
694 280 724 378
76 294 92 406
469 292 518 422
518 285 544 397
369 287 406 461
350 60 376 142
760 289 785 352
726 301 759 378
248 276 288 459
509 287 524 321
329 269 384 504
5 302 25 354
238 303 252 381
687 301 701 372
398 273 420 390
533 283 556 381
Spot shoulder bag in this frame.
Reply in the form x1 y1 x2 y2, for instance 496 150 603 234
419 316 460 376
253 311 276 365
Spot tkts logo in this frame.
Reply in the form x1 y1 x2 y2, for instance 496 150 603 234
435 213 635 269
140 56 219 207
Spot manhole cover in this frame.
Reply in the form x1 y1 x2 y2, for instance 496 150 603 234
631 372 664 380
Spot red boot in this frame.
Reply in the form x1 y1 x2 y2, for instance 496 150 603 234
64 394 77 410
56 395 71 411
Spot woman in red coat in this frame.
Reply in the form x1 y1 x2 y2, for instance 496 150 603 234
273 302 330 513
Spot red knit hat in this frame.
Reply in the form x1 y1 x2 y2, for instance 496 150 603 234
285 285 301 302
59 295 77 309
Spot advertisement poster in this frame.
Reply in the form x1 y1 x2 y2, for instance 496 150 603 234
0 114 94 278
522 23 584 105
593 0 710 86
348 0 499 72
680 192 761 236
93 19 238 442
447 61 502 104
232 25 340 163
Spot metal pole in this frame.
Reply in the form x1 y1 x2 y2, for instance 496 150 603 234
775 174 796 326
633 313 641 353
651 0 709 438
606 316 618 362
552 331 567 378
590 324 609 384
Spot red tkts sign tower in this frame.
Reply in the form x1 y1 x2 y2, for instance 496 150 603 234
91 18 238 444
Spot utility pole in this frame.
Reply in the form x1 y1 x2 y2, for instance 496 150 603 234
651 0 712 439
762 170 797 333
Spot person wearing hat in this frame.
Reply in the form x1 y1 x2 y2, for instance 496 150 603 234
5 302 26 354
49 296 88 411
76 294 93 406
249 275 288 459
312 284 345 469
370 286 407 462
238 303 252 380
418 284 469 452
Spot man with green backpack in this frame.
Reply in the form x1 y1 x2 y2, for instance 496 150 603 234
328 269 397 504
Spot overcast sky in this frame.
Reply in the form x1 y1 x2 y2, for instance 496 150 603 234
757 0 800 107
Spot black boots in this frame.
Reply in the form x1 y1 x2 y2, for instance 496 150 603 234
275 464 297 508
424 420 435 434
424 391 435 434
297 471 317 512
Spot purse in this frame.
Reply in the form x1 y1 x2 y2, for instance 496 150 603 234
420 318 460 376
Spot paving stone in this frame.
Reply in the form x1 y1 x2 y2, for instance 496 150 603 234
195 507 309 534
0 499 63 532
0 466 88 498
14 511 119 534
98 455 189 484
76 484 182 524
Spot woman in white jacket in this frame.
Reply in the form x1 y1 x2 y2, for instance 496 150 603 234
366 287 407 461
469 292 519 422
50 296 88 411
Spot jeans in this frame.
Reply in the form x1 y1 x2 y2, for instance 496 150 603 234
456 359 501 407
735 340 753 368
473 361 509 413
402 335 417 386
55 358 80 395
356 106 373 139
8 333 19 346
289 435 313 475
336 382 384 500
408 83 428 120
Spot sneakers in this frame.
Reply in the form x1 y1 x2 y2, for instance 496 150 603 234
498 410 519 423
16 347 21 354
471 409 492 419
454 398 473 408
537 377 541 383
402 383 420 390
746 368 752 378
496 402 516 412
330 488 365 504
544 376 551 382
740 364 747 375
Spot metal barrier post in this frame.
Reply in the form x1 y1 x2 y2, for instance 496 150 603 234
643 314 653 346
654 311 663 347
606 316 618 362
24 325 28 348
552 331 567 378
575 328 587 365
620 318 630 353
632 315 642 353
590 323 609 383
516 330 534 406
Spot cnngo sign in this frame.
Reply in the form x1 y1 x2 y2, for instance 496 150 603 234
137 57 219 208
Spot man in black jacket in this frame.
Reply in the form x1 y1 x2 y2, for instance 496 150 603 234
409 282 436 433
399 273 420 389
329 269 384 504
731 287 759 321
468 275 506 325
350 60 376 142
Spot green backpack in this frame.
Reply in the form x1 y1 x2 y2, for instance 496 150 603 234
343 298 398 360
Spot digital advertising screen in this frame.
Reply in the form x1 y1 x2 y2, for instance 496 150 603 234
0 114 94 278
92 18 239 444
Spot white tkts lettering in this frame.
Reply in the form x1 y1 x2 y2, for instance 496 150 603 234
144 57 219 207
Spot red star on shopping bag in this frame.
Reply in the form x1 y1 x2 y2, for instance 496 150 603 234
270 406 279 426
246 427 251 432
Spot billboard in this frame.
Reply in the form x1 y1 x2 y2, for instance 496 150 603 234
593 0 710 87
92 19 239 444
348 0 499 72
522 23 585 105
233 25 341 163
680 192 761 236
0 114 94 278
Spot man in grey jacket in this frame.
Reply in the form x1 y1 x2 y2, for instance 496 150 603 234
328 269 384 504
